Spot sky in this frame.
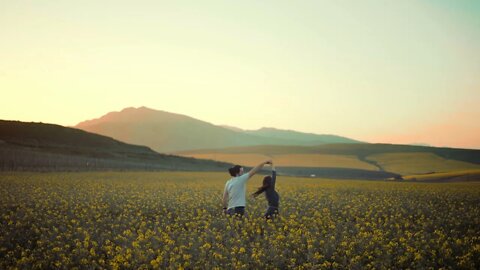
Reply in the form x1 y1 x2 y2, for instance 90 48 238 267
1 0 479 149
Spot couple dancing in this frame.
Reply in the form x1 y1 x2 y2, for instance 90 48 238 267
222 160 279 219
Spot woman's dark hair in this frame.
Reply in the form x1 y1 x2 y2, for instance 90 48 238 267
228 165 242 177
252 176 272 197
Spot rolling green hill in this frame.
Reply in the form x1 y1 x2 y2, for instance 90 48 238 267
403 170 480 182
178 144 480 180
367 152 480 175
0 120 232 171
180 143 480 165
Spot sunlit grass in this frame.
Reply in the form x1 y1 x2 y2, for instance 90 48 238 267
403 169 480 181
368 152 480 175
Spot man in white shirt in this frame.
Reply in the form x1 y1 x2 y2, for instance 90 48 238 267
222 160 272 216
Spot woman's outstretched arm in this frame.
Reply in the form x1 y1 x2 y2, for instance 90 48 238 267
272 163 276 185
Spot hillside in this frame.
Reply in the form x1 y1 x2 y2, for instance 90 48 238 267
403 170 480 182
367 152 480 175
75 107 362 153
180 143 480 164
244 127 363 144
179 144 480 180
0 120 232 172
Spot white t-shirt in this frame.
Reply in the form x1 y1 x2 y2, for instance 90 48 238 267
224 173 250 209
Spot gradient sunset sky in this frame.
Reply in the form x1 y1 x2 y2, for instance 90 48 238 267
1 1 479 149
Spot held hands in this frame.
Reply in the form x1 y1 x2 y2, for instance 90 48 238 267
265 160 274 168
266 159 276 170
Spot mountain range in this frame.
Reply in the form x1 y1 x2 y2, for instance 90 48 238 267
75 107 362 153
71 107 480 180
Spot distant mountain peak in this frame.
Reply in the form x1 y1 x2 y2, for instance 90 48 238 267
256 127 317 134
252 126 342 137
257 127 278 131
77 106 198 127
123 106 161 113
75 106 363 152
245 127 364 144
119 106 160 114
219 125 244 132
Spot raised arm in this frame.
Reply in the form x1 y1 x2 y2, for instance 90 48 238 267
271 163 276 186
247 160 272 178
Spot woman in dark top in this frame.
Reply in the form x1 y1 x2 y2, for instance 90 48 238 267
252 162 279 219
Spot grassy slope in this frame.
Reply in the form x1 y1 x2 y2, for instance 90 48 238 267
403 169 480 182
180 144 480 164
368 152 480 175
0 120 232 171
179 144 480 180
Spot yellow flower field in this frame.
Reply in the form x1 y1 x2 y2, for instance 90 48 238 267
1 172 479 269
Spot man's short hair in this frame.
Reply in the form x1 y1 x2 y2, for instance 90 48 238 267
228 165 242 177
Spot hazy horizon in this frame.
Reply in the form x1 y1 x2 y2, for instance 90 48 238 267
1 1 479 149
